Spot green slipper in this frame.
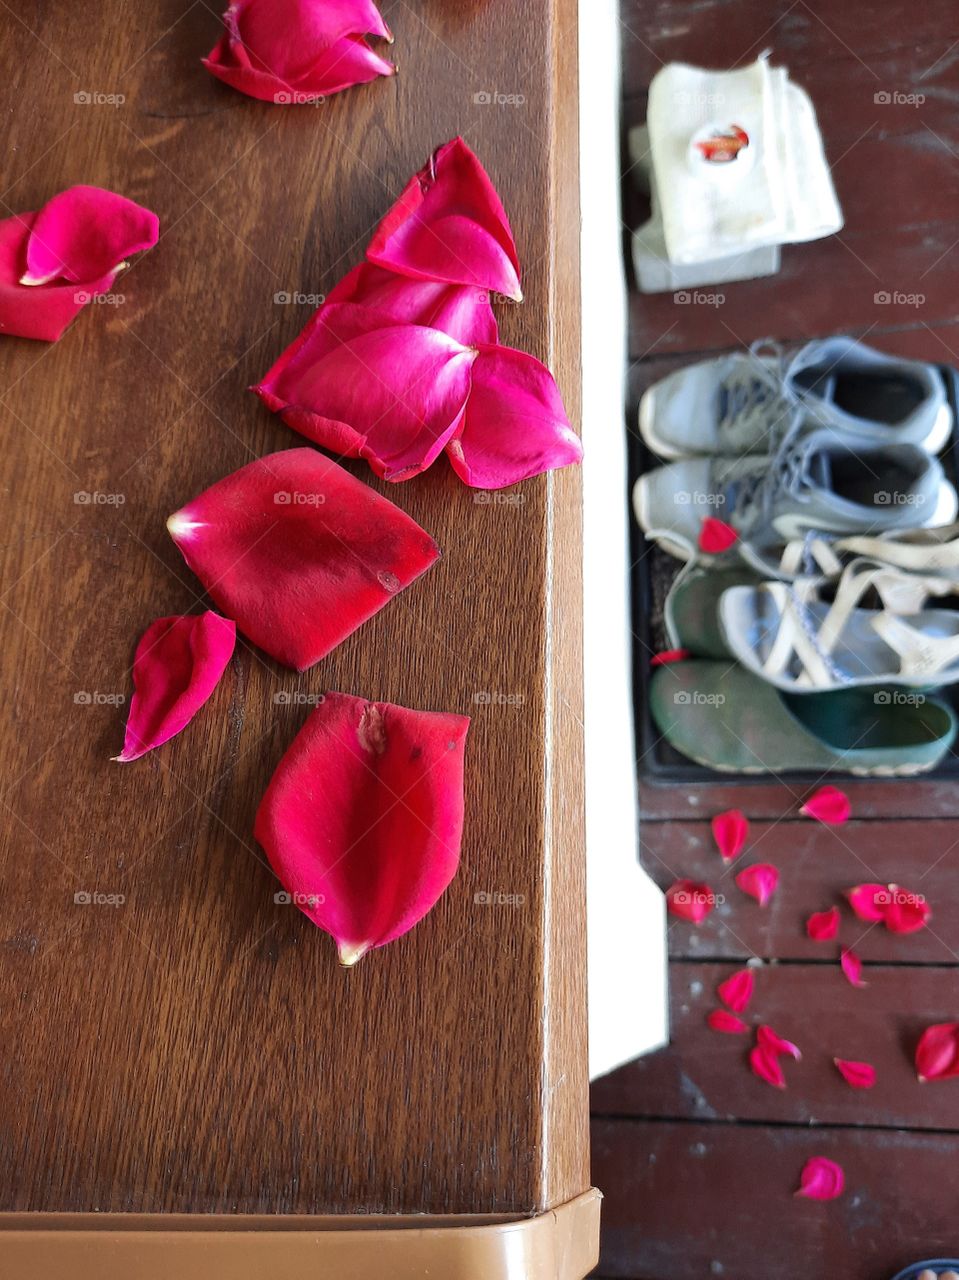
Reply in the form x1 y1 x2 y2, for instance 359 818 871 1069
649 659 957 776
665 564 763 659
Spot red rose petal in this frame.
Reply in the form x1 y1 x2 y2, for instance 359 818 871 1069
255 693 469 965
21 185 158 287
167 448 439 671
0 213 99 341
254 303 477 481
445 344 583 489
665 879 716 924
326 262 498 346
883 884 931 935
113 612 236 762
203 0 394 101
650 648 690 667
833 1058 876 1089
736 862 779 907
707 1009 748 1035
839 946 866 988
717 968 754 1013
800 785 850 824
806 906 840 941
711 808 749 862
846 883 888 923
758 1024 802 1061
367 137 523 301
915 1022 959 1082
698 516 738 555
749 1044 786 1088
795 1156 844 1200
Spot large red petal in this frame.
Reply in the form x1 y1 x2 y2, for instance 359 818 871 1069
735 862 779 907
22 185 158 286
114 612 236 762
846 883 888 923
883 884 931 934
707 1009 748 1034
167 448 439 671
445 345 583 489
806 906 840 941
0 212 103 341
915 1022 959 1082
833 1058 876 1089
800 785 851 824
717 968 754 1013
367 137 523 300
749 1045 786 1089
698 517 738 554
839 946 866 988
795 1157 844 1200
326 263 498 346
665 879 716 924
254 303 476 480
757 1024 802 1061
204 32 393 101
711 808 749 862
254 692 469 964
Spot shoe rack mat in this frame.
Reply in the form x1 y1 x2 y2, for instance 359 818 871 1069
630 363 959 784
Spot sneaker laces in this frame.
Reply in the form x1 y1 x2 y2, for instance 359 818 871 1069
727 413 811 534
718 338 793 447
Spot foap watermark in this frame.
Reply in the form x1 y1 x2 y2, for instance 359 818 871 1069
473 691 526 707
474 290 521 306
274 290 326 305
74 890 125 906
274 490 326 506
273 91 324 105
674 690 726 706
274 890 325 907
273 691 326 707
74 490 126 505
74 90 125 107
875 290 925 307
875 886 926 909
874 690 927 706
875 490 928 507
672 886 724 911
874 90 925 107
673 90 726 108
472 90 526 107
473 491 525 506
74 690 125 707
673 490 726 508
474 890 526 906
674 290 725 307
74 291 125 306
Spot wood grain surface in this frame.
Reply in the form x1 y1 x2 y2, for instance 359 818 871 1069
0 0 587 1216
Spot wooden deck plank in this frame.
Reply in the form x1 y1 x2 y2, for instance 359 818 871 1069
592 1116 959 1280
591 961 959 1130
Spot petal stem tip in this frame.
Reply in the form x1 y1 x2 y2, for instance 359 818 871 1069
338 942 370 967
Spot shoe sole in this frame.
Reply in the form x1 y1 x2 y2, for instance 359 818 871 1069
670 743 941 778
640 388 954 458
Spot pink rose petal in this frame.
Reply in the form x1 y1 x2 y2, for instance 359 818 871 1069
698 516 738 555
167 448 439 671
665 879 716 924
736 862 779 907
367 137 523 300
800 785 850 824
326 262 498 346
445 344 583 489
255 692 469 965
707 1009 748 1035
806 906 840 941
749 1044 786 1089
883 884 931 935
0 213 99 341
711 808 749 862
113 612 236 762
846 883 888 923
21 185 158 287
839 946 866 988
758 1024 802 1061
203 0 394 101
254 303 477 480
916 1022 959 1082
717 968 754 1014
795 1156 844 1200
650 648 690 667
833 1058 876 1089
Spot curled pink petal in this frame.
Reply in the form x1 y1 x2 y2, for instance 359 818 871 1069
839 946 866 988
0 213 96 341
846 883 888 923
758 1024 802 1061
711 808 749 862
749 1044 786 1089
22 185 158 287
800 785 850 824
795 1156 844 1200
367 137 523 300
698 517 738 554
326 263 498 346
883 884 931 935
665 879 716 924
254 303 476 480
167 448 439 671
113 612 235 762
834 1058 876 1089
445 345 583 489
735 862 779 907
203 0 394 101
650 648 690 667
707 1009 748 1035
255 692 469 964
916 1022 959 1082
806 906 840 941
717 968 754 1014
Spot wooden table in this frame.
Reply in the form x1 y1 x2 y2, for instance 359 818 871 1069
0 1 596 1273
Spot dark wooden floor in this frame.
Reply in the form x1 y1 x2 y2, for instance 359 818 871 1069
591 3 959 1276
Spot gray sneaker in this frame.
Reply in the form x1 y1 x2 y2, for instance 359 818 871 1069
633 425 958 560
639 336 952 458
